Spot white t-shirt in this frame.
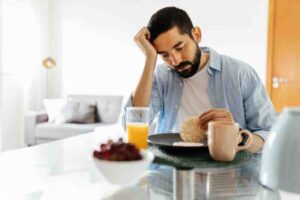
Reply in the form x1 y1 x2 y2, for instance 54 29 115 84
173 61 212 132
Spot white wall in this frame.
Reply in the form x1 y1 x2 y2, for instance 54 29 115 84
1 75 23 151
1 0 47 151
0 1 3 151
59 0 269 97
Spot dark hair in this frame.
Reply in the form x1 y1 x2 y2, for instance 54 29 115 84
147 7 194 43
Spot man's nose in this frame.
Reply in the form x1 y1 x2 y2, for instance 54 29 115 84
170 52 182 66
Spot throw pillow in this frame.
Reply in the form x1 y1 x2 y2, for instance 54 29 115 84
96 97 122 123
54 101 96 124
43 98 67 122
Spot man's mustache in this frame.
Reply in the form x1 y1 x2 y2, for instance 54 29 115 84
174 61 194 70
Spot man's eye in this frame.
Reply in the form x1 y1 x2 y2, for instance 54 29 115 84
176 47 183 51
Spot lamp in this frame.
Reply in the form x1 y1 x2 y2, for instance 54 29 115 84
42 57 56 69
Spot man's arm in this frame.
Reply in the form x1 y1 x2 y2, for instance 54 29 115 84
240 66 277 152
132 27 158 107
121 27 161 131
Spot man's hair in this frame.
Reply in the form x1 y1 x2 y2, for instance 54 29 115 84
147 7 194 43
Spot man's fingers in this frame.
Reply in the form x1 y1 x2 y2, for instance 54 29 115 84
201 116 231 128
200 111 231 123
201 117 233 130
199 109 229 119
145 31 151 40
134 27 150 42
199 110 234 130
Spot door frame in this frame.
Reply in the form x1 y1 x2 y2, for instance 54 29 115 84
266 0 275 97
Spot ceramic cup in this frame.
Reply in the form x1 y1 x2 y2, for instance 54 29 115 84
208 121 253 161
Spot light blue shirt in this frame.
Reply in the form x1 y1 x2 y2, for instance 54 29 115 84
124 47 277 141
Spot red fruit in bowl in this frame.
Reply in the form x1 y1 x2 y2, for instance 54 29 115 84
93 138 142 161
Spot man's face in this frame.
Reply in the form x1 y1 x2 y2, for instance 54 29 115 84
153 26 201 78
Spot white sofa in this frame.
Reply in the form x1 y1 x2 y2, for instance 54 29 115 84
24 95 123 145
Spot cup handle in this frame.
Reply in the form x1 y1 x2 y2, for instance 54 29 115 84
237 130 253 151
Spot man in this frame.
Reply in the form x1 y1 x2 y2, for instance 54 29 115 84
125 7 277 153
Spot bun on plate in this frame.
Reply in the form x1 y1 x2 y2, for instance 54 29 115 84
180 116 206 143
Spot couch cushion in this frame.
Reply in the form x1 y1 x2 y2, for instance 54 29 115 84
67 95 99 122
67 95 123 123
96 96 123 123
54 101 96 124
35 122 101 140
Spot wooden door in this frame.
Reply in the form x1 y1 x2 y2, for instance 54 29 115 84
266 0 300 112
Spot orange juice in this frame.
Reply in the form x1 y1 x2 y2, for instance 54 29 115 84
127 123 149 149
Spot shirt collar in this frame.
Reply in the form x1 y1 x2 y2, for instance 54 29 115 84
201 47 221 75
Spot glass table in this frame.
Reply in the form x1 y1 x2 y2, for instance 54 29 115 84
0 128 280 200
144 155 279 200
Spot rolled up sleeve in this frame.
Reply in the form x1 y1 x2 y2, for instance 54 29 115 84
241 67 277 141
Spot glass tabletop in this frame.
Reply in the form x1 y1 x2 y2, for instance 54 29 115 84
0 130 280 200
141 154 280 200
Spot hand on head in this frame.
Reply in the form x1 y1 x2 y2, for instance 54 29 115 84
198 109 234 131
134 27 157 58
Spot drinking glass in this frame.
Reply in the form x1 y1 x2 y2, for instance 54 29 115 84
126 107 150 149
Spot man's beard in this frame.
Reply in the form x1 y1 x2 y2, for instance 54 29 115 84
173 45 201 78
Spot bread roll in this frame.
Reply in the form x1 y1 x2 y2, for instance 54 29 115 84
180 116 206 143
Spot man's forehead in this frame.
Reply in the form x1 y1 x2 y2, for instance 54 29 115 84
153 27 189 51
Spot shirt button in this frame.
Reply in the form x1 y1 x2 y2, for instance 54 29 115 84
175 105 178 109
180 83 183 87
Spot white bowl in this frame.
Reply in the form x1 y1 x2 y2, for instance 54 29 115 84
93 150 154 185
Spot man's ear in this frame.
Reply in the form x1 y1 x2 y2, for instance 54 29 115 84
192 26 201 43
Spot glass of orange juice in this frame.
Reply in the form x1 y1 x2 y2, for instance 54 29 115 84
126 107 150 149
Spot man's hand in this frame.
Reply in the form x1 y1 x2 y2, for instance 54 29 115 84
198 109 264 153
198 109 234 130
132 27 158 107
134 27 157 58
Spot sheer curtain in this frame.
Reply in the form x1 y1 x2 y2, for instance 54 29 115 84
0 2 3 151
1 0 49 150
